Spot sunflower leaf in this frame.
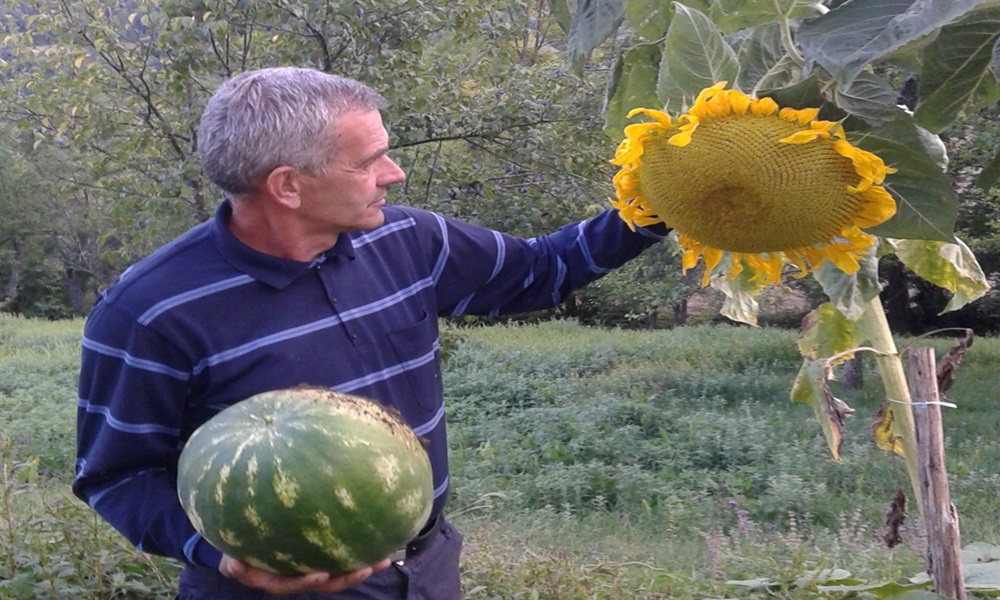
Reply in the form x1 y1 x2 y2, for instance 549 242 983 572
872 402 906 455
709 269 763 326
604 43 663 138
568 0 627 75
812 248 881 321
760 72 827 111
850 118 957 242
736 23 798 94
708 0 822 35
890 238 991 313
796 0 983 88
833 72 907 125
624 0 694 41
914 7 1000 133
798 303 859 363
791 359 854 462
656 3 739 112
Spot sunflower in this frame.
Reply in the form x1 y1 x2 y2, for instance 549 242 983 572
610 82 897 286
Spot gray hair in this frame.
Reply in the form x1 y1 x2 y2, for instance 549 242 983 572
197 67 386 195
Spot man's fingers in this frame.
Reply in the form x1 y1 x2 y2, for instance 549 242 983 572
220 554 385 595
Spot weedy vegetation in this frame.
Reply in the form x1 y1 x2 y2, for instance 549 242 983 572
2 314 999 598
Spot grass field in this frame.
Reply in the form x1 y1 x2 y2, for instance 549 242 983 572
2 314 998 598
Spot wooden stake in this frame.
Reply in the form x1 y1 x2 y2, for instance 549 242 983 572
908 346 966 600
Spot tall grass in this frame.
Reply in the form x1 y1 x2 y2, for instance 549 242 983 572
2 313 998 598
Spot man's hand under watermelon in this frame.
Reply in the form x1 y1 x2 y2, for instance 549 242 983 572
219 555 392 596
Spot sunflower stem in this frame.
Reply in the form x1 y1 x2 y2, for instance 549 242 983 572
774 0 805 67
860 294 924 522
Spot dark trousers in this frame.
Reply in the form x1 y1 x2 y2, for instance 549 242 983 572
176 519 463 600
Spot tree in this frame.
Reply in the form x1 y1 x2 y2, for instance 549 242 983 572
1 0 660 316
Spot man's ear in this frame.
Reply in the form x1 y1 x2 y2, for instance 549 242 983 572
264 166 301 210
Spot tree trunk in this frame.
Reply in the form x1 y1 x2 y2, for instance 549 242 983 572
0 235 22 312
883 259 913 333
672 297 688 326
64 267 85 317
840 354 864 390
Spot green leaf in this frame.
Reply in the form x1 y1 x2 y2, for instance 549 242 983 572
790 358 854 462
760 72 827 110
811 248 881 321
568 0 627 74
707 0 822 35
851 118 957 242
624 0 686 41
914 8 1000 132
796 0 983 87
708 264 765 326
833 72 908 125
817 580 933 596
797 302 859 362
656 2 739 111
603 43 663 138
735 23 797 94
891 238 990 313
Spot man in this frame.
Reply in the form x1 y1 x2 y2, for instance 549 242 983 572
73 67 667 599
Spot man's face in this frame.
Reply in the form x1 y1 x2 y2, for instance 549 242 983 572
296 109 406 234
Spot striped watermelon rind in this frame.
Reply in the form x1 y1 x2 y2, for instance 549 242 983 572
176 387 434 575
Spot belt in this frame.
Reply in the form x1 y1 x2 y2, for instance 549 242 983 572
389 514 442 564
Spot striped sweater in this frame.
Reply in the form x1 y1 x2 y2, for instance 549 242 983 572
73 200 665 569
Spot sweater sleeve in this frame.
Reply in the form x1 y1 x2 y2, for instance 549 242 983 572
72 299 222 569
429 208 667 316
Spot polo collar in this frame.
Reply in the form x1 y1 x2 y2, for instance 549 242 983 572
210 200 356 289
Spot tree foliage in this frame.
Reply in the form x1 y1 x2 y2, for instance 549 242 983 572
0 0 653 316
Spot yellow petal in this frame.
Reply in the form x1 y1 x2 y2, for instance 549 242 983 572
668 125 697 147
749 97 779 116
692 81 727 109
626 107 672 127
854 186 896 227
780 130 825 144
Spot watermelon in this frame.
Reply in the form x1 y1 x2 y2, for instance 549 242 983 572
176 387 434 575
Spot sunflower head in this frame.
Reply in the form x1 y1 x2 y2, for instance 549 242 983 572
610 82 897 286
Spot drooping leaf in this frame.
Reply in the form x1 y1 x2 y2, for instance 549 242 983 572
709 265 764 326
936 328 973 395
735 23 797 94
851 118 957 242
882 489 907 548
812 247 881 321
797 302 860 364
796 0 983 87
872 401 905 455
891 237 990 312
791 358 855 462
603 43 663 138
656 2 739 112
833 72 908 125
914 8 1000 133
568 0 627 74
708 0 822 35
760 72 827 111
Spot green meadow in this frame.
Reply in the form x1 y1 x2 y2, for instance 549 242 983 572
2 314 998 598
